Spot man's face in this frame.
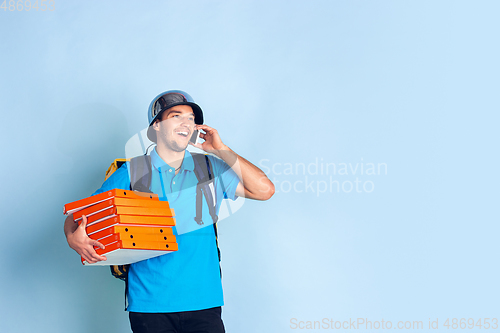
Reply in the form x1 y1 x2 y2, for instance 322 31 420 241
154 104 195 152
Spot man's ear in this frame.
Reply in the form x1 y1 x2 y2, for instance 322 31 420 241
152 119 161 130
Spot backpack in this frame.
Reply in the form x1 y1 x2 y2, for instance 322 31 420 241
103 153 222 283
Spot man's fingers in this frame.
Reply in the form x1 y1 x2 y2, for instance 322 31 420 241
189 142 203 150
196 124 211 130
91 252 107 261
81 249 97 263
80 214 88 229
75 229 107 263
89 240 107 261
196 124 215 134
92 240 105 250
83 256 97 264
83 247 107 263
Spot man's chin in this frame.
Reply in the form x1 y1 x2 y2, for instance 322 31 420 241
157 136 189 152
169 141 189 152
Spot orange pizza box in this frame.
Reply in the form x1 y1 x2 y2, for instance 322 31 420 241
72 199 172 222
64 189 159 215
85 215 176 235
76 207 116 225
82 240 179 266
74 205 174 223
94 196 170 210
97 232 177 246
88 225 174 240
72 200 118 221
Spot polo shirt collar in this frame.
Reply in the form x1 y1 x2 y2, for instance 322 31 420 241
150 148 195 173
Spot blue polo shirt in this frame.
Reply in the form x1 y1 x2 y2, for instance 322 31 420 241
93 149 240 312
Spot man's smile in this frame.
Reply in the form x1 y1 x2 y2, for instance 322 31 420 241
175 129 190 138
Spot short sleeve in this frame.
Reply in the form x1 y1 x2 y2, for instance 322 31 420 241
209 155 240 201
92 162 131 196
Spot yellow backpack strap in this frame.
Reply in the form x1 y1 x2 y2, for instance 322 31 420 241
105 159 129 181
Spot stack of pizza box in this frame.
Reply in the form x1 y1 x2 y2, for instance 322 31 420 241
64 189 177 266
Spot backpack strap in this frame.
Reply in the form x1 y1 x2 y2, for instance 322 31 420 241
129 155 153 193
191 153 218 226
191 153 222 277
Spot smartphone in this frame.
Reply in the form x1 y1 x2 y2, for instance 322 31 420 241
190 129 200 145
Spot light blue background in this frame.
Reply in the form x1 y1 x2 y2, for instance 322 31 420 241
1 1 498 332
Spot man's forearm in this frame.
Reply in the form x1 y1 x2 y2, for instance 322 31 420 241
64 214 77 238
214 145 274 200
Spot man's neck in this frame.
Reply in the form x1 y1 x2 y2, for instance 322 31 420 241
155 144 186 171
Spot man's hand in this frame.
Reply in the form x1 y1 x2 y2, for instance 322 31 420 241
64 214 107 264
189 124 275 201
190 124 228 154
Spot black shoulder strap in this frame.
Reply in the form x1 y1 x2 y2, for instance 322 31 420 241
129 155 153 193
191 153 218 226
191 153 222 276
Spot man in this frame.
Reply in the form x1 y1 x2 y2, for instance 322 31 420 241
64 90 275 333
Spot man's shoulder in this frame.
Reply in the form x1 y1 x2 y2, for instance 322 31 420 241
92 161 131 195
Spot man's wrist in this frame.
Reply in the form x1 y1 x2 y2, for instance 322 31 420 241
213 144 231 157
215 145 239 168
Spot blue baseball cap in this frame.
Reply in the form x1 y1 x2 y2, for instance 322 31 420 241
147 90 204 142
